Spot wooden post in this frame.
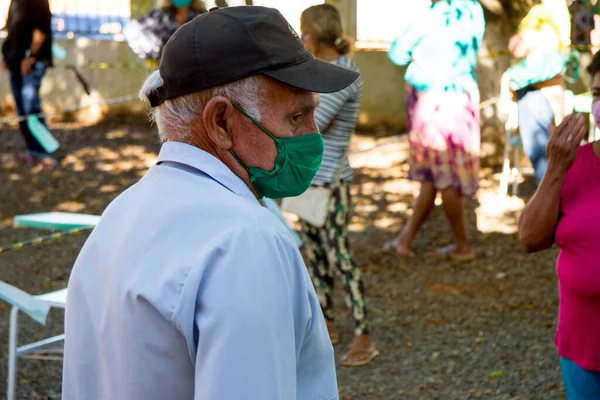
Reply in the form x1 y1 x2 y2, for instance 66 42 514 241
325 0 357 41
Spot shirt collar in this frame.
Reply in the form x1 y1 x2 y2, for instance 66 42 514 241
156 142 256 199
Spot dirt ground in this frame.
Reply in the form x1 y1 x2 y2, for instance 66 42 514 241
0 119 565 399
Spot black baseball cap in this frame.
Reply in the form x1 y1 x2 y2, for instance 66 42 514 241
147 6 360 107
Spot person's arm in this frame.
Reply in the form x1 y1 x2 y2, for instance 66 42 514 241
508 29 547 59
28 30 47 58
186 225 317 400
387 13 426 67
20 30 47 75
21 0 51 75
518 114 587 252
518 165 565 252
2 3 14 69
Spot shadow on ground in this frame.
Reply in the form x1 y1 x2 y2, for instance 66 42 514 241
0 121 563 399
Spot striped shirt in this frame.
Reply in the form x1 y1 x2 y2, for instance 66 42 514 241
312 55 362 186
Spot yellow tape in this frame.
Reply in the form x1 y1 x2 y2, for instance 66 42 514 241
571 44 595 51
478 44 595 59
57 62 150 71
0 226 93 254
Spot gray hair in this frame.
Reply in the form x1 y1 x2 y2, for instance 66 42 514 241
139 71 266 143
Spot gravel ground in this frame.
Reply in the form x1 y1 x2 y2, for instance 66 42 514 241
0 119 565 399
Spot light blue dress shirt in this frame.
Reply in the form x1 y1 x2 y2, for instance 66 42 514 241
62 142 338 400
387 0 485 93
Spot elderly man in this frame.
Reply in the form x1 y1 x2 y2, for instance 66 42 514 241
62 6 358 400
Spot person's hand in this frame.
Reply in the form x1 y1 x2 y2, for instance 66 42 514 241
1 59 7 71
546 114 587 174
20 57 35 75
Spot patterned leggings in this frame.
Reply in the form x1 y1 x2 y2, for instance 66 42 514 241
299 183 369 336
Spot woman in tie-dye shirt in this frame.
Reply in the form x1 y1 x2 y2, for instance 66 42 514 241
386 0 485 261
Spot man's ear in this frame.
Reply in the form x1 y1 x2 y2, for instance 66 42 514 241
202 96 235 149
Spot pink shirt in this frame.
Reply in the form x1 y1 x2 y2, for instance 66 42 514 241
555 143 600 371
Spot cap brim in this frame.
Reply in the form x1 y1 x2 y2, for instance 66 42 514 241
262 57 359 94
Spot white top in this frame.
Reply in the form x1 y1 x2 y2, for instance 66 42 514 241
62 142 338 400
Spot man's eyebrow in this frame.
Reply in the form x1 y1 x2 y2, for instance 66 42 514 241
285 102 319 119
297 104 318 114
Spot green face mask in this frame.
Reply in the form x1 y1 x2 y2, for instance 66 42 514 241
229 102 324 199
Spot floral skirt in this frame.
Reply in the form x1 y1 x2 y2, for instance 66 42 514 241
405 84 481 197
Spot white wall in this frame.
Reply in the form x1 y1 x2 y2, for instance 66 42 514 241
0 38 147 122
202 1 325 34
356 0 430 49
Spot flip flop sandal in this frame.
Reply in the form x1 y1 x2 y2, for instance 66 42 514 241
382 240 395 252
342 345 380 367
382 240 415 258
433 245 476 262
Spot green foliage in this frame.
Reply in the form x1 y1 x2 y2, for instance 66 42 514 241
130 0 156 19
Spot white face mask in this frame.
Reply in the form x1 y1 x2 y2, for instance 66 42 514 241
593 101 600 128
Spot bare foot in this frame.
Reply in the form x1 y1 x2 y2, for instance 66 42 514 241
342 334 379 367
326 320 339 345
38 156 58 171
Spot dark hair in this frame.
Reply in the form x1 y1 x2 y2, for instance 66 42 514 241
300 4 352 55
587 51 600 77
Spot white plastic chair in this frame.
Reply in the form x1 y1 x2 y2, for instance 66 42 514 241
499 101 521 197
3 212 100 399
2 282 67 400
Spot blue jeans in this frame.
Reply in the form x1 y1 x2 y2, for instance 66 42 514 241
561 357 600 399
9 62 50 155
516 87 555 183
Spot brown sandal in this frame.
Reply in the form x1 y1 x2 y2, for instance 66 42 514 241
341 345 380 367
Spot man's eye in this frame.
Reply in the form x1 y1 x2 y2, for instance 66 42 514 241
292 113 303 123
